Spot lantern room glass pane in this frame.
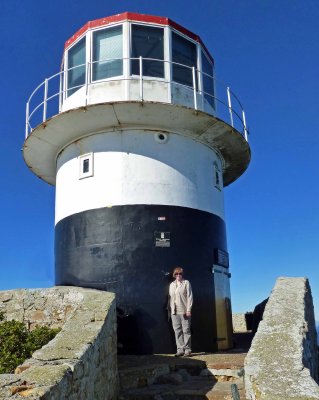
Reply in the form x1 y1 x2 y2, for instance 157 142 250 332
93 26 123 81
67 37 86 96
202 52 215 108
131 25 164 78
172 33 197 87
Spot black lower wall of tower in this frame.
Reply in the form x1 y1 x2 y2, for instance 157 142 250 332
55 205 228 354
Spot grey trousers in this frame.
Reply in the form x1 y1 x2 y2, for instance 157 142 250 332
171 314 191 352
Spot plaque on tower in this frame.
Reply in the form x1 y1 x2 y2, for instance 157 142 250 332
155 231 170 247
214 248 229 268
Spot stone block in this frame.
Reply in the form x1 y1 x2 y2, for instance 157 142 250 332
245 277 319 400
232 313 248 332
21 364 71 386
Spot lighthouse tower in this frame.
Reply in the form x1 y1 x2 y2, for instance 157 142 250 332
24 12 250 354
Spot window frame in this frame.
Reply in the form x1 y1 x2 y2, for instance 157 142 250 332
79 153 94 179
201 48 215 109
90 23 124 83
171 29 199 89
129 22 166 81
65 35 87 98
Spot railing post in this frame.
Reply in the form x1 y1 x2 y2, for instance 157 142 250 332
139 56 143 101
227 86 234 127
231 384 241 400
43 78 48 122
165 58 172 104
242 110 248 141
85 62 90 106
25 102 29 138
59 70 63 112
192 67 197 110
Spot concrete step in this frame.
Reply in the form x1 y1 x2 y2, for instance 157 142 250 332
119 379 245 399
118 353 245 389
118 354 207 391
118 352 246 399
119 363 171 391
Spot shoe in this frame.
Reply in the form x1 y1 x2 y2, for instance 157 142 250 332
174 351 184 357
183 351 192 357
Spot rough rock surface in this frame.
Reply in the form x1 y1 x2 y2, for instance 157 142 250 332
245 277 319 400
233 313 248 332
0 286 118 399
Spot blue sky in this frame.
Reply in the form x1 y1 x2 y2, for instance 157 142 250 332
1 1 319 318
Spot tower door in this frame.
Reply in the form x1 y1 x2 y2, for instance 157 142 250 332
212 265 233 349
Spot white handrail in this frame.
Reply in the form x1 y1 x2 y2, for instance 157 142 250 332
139 56 143 100
43 79 48 122
25 57 248 140
242 110 248 141
227 87 234 128
25 102 29 139
192 67 197 110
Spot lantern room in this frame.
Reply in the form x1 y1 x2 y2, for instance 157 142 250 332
61 12 215 114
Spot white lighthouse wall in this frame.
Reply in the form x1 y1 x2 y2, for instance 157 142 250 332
61 80 170 112
61 79 214 115
55 130 225 224
128 80 169 103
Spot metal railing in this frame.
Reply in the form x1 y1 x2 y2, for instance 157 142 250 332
25 57 249 141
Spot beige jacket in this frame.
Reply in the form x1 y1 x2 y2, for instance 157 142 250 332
169 279 193 315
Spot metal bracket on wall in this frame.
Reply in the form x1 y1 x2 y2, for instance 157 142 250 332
212 266 231 278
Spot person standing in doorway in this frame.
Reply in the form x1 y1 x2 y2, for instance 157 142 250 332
168 267 193 357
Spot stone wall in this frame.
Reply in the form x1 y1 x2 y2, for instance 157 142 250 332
245 277 319 400
0 287 118 399
0 287 84 330
233 313 249 332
